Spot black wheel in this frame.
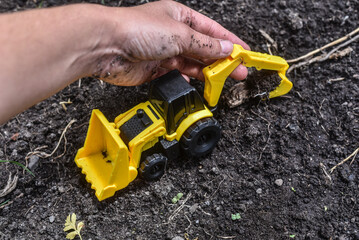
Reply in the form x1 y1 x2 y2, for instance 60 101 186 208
180 117 221 158
139 153 168 181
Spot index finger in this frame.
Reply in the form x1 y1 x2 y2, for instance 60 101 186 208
169 2 250 50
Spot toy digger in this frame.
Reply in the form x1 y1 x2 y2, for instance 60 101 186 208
75 45 293 201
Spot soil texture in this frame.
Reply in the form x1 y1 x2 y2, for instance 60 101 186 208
1 0 359 240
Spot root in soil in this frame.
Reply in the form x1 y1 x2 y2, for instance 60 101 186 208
227 70 282 107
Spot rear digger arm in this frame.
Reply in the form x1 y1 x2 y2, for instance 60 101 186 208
203 44 293 107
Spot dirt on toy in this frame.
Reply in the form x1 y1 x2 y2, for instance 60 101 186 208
1 1 359 240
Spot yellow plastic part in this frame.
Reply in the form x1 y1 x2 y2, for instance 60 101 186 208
114 101 166 170
203 44 293 107
175 107 213 141
75 110 135 201
165 132 177 141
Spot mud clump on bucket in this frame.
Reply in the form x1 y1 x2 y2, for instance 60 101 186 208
227 70 282 107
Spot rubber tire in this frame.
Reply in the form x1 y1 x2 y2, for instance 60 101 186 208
139 153 168 181
180 117 221 158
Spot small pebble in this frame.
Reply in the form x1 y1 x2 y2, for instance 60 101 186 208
58 186 65 193
275 179 284 186
49 216 55 223
28 155 39 170
256 188 262 194
189 204 199 214
172 237 184 240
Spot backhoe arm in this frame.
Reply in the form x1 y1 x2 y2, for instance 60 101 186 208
203 44 293 107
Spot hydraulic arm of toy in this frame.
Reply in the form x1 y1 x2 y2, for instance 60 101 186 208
203 44 293 107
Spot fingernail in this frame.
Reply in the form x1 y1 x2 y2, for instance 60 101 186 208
220 40 234 56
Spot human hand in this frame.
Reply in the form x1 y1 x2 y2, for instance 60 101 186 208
88 1 250 86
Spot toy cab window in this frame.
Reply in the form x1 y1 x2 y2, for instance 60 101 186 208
190 91 204 113
172 97 186 128
150 92 165 116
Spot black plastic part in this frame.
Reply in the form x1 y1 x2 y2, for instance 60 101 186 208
149 70 205 135
119 109 153 146
180 117 221 158
139 153 168 181
160 138 180 161
207 104 218 116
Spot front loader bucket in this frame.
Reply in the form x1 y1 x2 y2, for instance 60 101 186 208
75 109 137 201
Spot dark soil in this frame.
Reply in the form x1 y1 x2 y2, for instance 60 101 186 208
1 0 359 240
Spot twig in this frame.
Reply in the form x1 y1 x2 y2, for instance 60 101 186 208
328 47 353 60
330 147 359 173
168 192 192 222
184 214 192 231
259 29 278 51
25 119 76 160
0 193 24 209
287 39 356 74
318 36 357 62
0 173 18 198
59 99 72 111
207 175 226 199
198 206 212 216
217 235 237 239
319 163 332 184
251 110 271 161
327 77 345 83
287 27 359 63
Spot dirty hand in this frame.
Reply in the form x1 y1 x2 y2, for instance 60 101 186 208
0 2 249 124
89 1 250 85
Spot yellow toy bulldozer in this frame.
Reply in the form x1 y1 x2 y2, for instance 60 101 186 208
75 45 292 201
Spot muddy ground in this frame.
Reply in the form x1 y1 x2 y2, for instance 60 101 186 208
1 0 359 239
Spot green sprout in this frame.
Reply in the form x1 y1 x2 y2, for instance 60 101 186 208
289 234 296 238
324 206 328 211
0 200 10 207
291 187 296 192
171 193 184 204
231 213 241 220
38 0 44 8
0 160 35 176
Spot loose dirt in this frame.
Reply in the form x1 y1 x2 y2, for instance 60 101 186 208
1 1 358 240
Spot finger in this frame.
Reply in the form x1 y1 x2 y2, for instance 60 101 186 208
179 27 236 60
160 56 206 81
168 2 250 50
161 55 247 82
150 67 169 80
150 66 190 83
229 64 248 81
181 73 190 82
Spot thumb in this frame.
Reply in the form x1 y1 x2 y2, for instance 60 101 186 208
181 30 234 59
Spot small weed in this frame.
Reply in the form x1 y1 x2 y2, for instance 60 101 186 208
0 200 9 207
289 234 296 238
231 213 241 220
184 233 198 240
38 0 44 8
64 213 84 240
291 187 296 192
324 206 328 211
0 160 35 176
171 192 183 204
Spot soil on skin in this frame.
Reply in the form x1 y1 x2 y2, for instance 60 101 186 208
1 1 359 240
